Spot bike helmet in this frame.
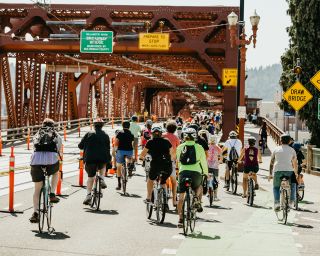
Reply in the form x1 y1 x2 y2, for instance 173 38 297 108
115 129 121 136
146 119 153 127
229 130 238 138
280 134 291 144
42 118 54 127
183 128 197 140
131 115 138 122
292 142 302 151
248 136 256 146
151 126 162 138
93 117 104 124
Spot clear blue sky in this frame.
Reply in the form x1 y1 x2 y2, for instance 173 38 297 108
4 0 291 68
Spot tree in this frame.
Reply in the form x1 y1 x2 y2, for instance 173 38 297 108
280 0 320 147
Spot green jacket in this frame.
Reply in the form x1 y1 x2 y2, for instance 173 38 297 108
176 140 208 175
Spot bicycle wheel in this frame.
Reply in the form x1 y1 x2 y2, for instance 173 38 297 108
189 196 197 233
156 189 166 224
182 192 190 235
91 176 101 211
277 189 288 224
208 187 213 207
247 179 254 206
146 191 154 219
122 165 127 195
231 165 238 194
297 186 304 201
224 173 230 192
38 188 46 233
46 185 53 230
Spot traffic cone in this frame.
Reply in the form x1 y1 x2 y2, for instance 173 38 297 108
63 125 67 141
26 128 30 150
79 150 84 186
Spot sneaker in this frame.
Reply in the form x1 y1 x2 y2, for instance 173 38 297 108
223 181 230 188
128 169 133 177
116 186 121 190
50 193 60 203
83 194 92 205
254 184 259 190
177 219 183 228
100 179 107 189
214 197 220 201
29 212 39 223
195 202 203 212
289 201 295 209
274 202 280 212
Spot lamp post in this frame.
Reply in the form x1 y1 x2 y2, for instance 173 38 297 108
227 10 260 144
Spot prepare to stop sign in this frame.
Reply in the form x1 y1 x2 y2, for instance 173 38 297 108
283 81 313 111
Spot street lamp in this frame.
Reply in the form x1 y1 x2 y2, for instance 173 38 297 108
227 9 260 144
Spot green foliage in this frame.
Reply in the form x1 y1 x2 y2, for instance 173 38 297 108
280 0 320 146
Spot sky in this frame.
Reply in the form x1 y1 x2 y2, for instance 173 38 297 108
3 0 291 68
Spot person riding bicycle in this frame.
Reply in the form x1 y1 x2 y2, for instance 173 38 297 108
259 121 268 149
111 130 121 171
139 126 173 205
176 128 208 227
163 120 180 207
115 121 134 190
78 118 111 205
129 115 141 162
188 124 209 156
268 134 298 211
29 118 62 223
292 142 306 188
238 137 262 198
141 119 153 149
207 136 222 201
222 131 243 189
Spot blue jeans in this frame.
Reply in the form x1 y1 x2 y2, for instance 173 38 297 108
273 171 296 203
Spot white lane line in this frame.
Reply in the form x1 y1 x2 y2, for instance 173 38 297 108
161 249 177 255
5 203 22 210
301 217 320 222
206 212 218 216
295 243 303 248
292 232 299 236
172 234 185 240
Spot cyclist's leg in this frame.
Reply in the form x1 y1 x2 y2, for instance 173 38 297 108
47 162 60 202
170 160 178 206
224 161 231 187
252 167 259 189
115 150 125 189
242 172 249 197
97 163 107 188
290 172 297 204
84 164 96 197
273 172 282 209
146 161 158 201
177 171 188 222
30 165 45 220
213 168 219 200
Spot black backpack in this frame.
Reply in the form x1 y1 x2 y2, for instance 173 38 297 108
229 141 239 161
179 145 197 165
33 127 58 152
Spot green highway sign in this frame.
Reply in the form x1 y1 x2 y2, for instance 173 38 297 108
80 31 113 53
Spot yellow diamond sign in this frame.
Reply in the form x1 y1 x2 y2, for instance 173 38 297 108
310 70 320 91
283 81 313 111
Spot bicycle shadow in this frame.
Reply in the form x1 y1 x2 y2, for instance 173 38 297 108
246 204 273 210
286 223 314 229
117 192 142 198
32 230 70 240
85 209 119 215
204 205 232 210
299 200 314 205
197 217 221 223
148 221 177 228
296 207 318 213
187 232 221 240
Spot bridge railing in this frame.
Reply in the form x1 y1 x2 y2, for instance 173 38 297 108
257 117 285 145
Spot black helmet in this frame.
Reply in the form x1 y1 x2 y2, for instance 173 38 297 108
280 134 291 144
248 136 256 146
122 121 130 129
42 118 54 127
131 115 138 122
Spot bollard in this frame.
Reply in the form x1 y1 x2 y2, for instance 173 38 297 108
0 147 23 213
121 114 124 124
26 128 30 150
0 130 2 156
63 125 67 142
79 150 84 186
78 121 81 137
112 116 114 129
56 145 63 196
90 119 93 130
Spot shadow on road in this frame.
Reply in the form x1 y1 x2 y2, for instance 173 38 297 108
32 230 71 240
204 205 232 210
148 221 177 228
85 209 119 215
118 192 142 198
299 200 314 205
197 217 221 223
188 232 221 240
286 223 314 229
248 204 273 210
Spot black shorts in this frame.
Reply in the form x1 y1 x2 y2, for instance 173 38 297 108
149 159 171 184
177 171 202 193
85 163 106 178
227 160 237 170
30 162 60 182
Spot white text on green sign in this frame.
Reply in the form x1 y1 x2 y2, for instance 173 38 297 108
80 31 113 53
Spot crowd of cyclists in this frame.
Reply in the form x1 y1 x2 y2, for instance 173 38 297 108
28 111 306 228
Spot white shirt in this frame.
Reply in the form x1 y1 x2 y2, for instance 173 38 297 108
224 139 242 161
271 145 296 172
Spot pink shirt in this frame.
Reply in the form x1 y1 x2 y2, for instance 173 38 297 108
163 132 180 152
207 144 222 169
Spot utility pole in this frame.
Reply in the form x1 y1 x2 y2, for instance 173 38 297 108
294 58 302 141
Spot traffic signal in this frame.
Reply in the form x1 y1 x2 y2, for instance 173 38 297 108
202 83 208 91
217 83 223 92
293 65 302 74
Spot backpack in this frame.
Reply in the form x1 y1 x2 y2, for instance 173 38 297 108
179 145 197 165
33 127 58 152
229 140 239 161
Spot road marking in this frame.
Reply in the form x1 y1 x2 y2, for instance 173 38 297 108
292 232 299 236
301 217 320 222
172 235 185 240
295 243 303 248
5 203 22 210
161 249 177 255
206 212 218 215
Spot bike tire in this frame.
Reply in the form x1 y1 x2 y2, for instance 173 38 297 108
189 196 197 232
231 165 238 194
224 174 229 192
47 185 52 229
156 189 166 224
122 165 127 195
281 189 289 224
146 191 154 219
247 179 254 206
91 176 101 211
38 188 46 233
297 187 304 201
208 187 213 207
182 192 190 235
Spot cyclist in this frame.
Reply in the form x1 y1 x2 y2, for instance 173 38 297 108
111 130 121 171
188 124 209 156
292 142 306 187
29 118 62 223
207 136 222 201
222 131 243 188
176 128 208 227
238 137 262 198
78 118 111 205
163 120 180 207
268 134 298 210
115 121 134 190
141 119 153 149
129 115 141 162
139 126 173 204
259 121 268 149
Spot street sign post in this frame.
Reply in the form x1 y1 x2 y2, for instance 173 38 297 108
283 81 313 111
138 33 169 50
318 98 320 121
222 68 238 86
80 31 113 53
310 70 320 91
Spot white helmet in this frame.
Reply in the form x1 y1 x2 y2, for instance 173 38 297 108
229 131 238 138
183 128 197 140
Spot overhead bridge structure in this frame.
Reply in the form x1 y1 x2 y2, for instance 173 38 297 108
0 3 238 139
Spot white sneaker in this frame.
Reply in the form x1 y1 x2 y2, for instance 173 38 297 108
83 194 92 205
100 179 107 189
289 201 295 209
214 197 220 201
274 202 280 211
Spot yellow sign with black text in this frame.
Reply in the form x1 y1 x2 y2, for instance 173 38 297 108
283 81 313 111
222 68 238 86
139 33 169 50
310 70 320 91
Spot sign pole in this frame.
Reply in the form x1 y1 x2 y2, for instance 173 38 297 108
295 110 298 141
318 98 320 121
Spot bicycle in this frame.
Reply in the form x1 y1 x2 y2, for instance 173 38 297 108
229 161 238 194
144 154 152 182
294 173 305 210
38 166 55 234
181 177 199 235
90 171 103 211
146 173 167 224
247 171 255 206
275 176 291 224
121 156 131 195
207 173 218 207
